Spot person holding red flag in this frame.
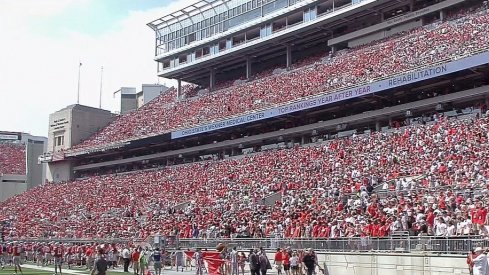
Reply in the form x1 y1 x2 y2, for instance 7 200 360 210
193 248 204 275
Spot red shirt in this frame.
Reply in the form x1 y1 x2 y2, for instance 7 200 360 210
13 246 20 257
54 247 64 258
282 253 290 265
378 225 390 237
132 251 140 262
274 252 283 261
477 208 488 225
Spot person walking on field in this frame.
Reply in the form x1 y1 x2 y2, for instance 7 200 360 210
91 249 108 275
152 248 163 275
249 249 260 275
193 248 204 275
274 248 283 275
302 249 316 275
122 246 131 272
12 242 23 275
54 243 64 275
131 247 141 275
470 247 487 275
259 248 272 275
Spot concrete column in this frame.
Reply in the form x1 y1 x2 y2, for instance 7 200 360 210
177 79 182 99
246 57 252 79
286 45 292 68
410 0 415 11
380 12 384 22
440 10 445 21
375 121 381 132
209 68 215 91
330 45 336 54
301 135 305 145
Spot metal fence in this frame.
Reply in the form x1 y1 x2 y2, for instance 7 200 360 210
175 236 489 254
10 235 489 254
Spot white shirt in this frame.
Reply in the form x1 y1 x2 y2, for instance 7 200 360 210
290 256 298 267
446 225 456 236
435 223 447 236
472 253 487 275
122 248 130 259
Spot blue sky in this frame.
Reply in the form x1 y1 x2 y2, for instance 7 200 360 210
34 0 172 37
0 0 193 137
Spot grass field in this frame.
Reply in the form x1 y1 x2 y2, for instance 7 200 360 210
0 266 123 275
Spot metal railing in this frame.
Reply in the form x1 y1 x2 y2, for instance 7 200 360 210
10 235 489 254
175 236 489 254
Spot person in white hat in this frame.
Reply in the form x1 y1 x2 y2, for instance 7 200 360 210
470 247 487 275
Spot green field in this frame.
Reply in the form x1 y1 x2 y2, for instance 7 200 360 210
0 267 122 275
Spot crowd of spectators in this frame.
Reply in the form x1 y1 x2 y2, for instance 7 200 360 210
1 113 488 241
0 142 26 175
69 5 489 152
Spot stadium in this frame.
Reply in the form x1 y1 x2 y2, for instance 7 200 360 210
1 0 489 274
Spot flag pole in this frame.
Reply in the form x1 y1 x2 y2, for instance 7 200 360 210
77 61 82 104
99 66 104 109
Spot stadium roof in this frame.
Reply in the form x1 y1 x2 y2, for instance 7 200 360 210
147 0 232 31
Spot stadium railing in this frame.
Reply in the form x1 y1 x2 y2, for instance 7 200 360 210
176 236 487 254
12 236 487 254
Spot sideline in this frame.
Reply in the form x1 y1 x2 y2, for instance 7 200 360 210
20 264 198 275
21 264 91 275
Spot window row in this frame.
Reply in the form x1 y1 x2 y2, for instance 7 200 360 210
160 0 279 43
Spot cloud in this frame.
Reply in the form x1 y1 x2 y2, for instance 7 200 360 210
0 0 196 137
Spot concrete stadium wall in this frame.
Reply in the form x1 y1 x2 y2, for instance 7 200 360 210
348 19 423 48
320 252 466 275
256 252 467 275
46 160 73 183
25 139 46 189
0 174 27 202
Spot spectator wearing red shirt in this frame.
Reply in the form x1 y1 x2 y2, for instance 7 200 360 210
132 248 141 275
274 248 283 275
281 250 290 275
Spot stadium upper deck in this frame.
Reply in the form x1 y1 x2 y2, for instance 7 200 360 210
148 0 436 89
148 0 461 90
